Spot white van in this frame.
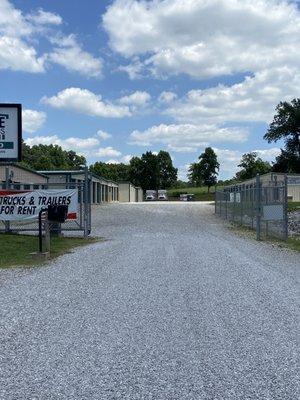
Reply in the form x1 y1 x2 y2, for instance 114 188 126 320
158 190 168 201
146 190 157 201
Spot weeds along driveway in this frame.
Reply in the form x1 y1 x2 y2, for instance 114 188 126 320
0 202 299 399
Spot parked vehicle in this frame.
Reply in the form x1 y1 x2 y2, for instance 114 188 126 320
157 190 168 201
180 193 195 201
146 190 157 201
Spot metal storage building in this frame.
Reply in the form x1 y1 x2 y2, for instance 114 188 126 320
39 170 119 204
0 163 48 189
224 172 300 201
118 181 143 202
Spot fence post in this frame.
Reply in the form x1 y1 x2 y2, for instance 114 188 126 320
283 174 288 241
84 166 89 237
256 174 261 241
5 166 11 233
215 190 217 214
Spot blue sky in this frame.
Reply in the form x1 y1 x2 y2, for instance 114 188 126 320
1 0 300 179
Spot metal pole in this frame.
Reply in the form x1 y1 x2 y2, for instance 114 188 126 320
256 174 261 241
5 166 10 233
84 165 89 237
38 209 43 253
283 174 288 241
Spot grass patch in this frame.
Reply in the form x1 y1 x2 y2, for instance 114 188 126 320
228 222 300 252
0 233 99 269
285 237 300 252
288 201 300 213
167 186 217 201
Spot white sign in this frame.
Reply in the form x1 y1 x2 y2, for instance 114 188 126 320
0 189 78 221
263 204 284 221
230 192 241 203
0 104 22 161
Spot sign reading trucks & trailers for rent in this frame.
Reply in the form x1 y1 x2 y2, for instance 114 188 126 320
0 189 78 221
0 104 22 162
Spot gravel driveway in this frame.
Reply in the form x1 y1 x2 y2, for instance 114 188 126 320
0 202 299 399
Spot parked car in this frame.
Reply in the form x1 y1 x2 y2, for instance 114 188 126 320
180 193 195 201
157 190 168 201
146 190 157 201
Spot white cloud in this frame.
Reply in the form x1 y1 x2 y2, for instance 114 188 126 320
214 147 281 179
96 130 112 140
48 34 103 78
0 36 45 72
158 91 177 103
166 67 300 124
119 91 151 105
0 1 100 77
22 109 46 133
0 0 61 73
122 154 133 164
254 148 281 161
94 147 122 157
26 9 62 26
25 134 100 151
105 154 133 164
103 0 300 80
130 123 248 151
42 87 131 118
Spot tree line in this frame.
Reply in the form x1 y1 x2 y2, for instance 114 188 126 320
91 150 177 190
20 98 300 191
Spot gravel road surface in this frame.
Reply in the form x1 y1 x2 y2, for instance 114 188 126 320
0 202 299 399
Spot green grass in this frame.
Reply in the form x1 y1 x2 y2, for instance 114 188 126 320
228 223 300 252
0 233 99 269
167 186 219 201
288 201 300 212
285 237 300 252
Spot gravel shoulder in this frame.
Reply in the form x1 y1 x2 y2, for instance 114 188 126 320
0 202 299 399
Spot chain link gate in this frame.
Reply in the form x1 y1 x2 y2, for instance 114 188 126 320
215 175 288 241
0 180 91 236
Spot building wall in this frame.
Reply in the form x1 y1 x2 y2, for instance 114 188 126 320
0 165 48 189
288 185 300 201
136 187 143 202
118 182 130 202
129 184 136 203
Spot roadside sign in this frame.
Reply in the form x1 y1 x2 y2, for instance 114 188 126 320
0 189 78 221
0 104 22 162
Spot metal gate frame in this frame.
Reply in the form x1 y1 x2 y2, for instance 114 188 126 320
0 172 91 236
215 174 288 241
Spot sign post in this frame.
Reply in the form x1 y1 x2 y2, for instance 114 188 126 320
0 104 22 162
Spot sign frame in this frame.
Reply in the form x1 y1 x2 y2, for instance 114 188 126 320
0 103 22 162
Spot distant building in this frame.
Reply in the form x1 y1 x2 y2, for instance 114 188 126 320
0 163 48 190
38 170 119 204
224 172 300 201
118 181 143 202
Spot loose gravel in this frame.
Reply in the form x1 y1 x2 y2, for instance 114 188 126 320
0 202 299 400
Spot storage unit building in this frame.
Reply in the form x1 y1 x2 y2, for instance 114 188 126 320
39 170 119 204
0 163 48 189
224 172 300 201
118 181 143 202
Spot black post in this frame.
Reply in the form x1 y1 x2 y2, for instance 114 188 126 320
38 208 47 253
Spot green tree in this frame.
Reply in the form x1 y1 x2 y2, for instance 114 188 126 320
128 150 177 191
236 152 271 181
128 156 143 187
20 142 86 171
157 150 178 189
189 147 219 192
264 98 300 173
90 162 130 181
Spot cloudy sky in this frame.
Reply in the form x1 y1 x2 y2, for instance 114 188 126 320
1 0 300 179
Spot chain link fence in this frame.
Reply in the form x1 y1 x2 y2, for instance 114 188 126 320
0 180 91 236
215 175 288 241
